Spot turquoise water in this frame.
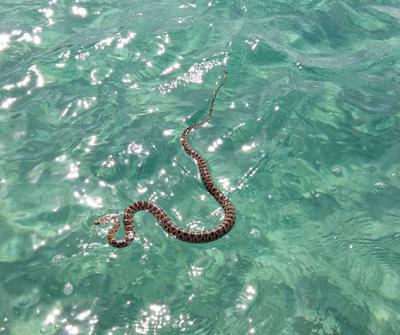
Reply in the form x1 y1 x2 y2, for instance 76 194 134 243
1 0 400 334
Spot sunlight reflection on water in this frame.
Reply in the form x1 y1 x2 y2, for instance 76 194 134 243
1 0 400 334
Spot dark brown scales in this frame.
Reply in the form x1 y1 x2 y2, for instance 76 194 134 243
94 71 236 248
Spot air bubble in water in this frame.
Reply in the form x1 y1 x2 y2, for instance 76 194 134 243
374 181 386 189
51 254 65 263
328 185 337 193
63 282 74 296
331 166 342 175
250 228 261 239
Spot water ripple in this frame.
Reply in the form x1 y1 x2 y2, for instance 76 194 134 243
1 0 400 334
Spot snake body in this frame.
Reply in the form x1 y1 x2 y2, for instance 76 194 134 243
94 72 235 247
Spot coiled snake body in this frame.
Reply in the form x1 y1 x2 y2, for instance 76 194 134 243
94 72 235 247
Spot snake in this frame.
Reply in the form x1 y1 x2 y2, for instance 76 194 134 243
94 71 236 247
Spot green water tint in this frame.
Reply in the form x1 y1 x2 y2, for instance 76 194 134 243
1 1 400 334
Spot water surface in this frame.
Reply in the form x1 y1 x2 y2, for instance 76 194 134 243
1 1 400 334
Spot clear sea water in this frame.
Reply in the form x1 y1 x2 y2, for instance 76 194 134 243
1 1 400 334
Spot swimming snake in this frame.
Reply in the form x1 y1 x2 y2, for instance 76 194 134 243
94 71 236 247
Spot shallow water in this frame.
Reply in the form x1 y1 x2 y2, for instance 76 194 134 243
1 1 400 334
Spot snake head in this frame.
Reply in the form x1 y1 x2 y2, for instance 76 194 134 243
93 214 115 225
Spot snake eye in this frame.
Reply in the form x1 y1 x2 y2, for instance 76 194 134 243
93 218 102 225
